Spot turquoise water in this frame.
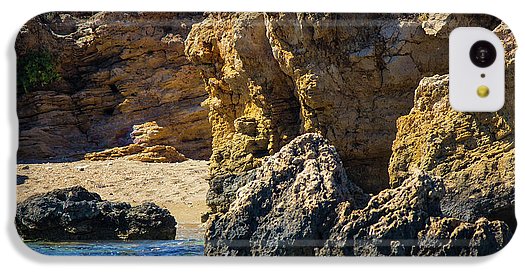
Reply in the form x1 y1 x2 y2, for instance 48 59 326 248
26 239 204 256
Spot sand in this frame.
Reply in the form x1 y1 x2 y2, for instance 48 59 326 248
16 159 210 227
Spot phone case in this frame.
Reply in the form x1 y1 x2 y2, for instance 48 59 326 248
15 12 516 256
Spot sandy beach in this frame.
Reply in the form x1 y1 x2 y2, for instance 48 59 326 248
16 159 210 227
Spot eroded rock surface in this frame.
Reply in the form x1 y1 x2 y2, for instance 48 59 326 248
16 186 177 240
205 133 367 256
321 171 510 256
321 171 444 256
186 13 499 193
17 12 212 162
415 217 511 256
205 134 512 256
84 122 188 162
388 23 515 227
185 13 302 180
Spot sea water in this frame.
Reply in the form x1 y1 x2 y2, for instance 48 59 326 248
24 224 205 256
26 239 204 256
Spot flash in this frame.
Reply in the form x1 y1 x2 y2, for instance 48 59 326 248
477 85 490 98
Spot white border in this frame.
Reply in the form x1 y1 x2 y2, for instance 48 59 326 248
1 1 523 274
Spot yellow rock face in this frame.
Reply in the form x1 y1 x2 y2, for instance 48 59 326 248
84 121 187 163
186 13 301 178
186 13 499 193
17 12 212 161
388 23 515 224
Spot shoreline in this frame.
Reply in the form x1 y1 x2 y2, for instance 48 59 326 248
16 159 210 226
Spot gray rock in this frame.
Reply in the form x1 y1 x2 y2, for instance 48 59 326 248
205 133 368 256
415 217 511 256
16 186 177 241
320 171 511 256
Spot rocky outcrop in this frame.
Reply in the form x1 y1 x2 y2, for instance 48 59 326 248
16 186 177 241
17 12 212 162
205 134 512 256
321 171 444 256
186 13 500 193
388 23 515 228
205 133 368 256
185 13 302 180
84 121 187 162
17 13 515 256
321 171 510 256
415 217 511 256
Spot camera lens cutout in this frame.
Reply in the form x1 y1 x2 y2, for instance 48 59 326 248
470 40 497 68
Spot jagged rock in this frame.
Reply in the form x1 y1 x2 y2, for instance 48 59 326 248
205 133 367 256
320 171 511 256
321 171 445 256
84 122 188 162
186 12 499 193
206 172 255 214
17 12 212 162
415 217 511 256
388 24 515 227
16 186 177 241
420 13 500 38
185 13 302 180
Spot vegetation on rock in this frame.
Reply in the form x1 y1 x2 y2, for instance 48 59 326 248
17 50 60 93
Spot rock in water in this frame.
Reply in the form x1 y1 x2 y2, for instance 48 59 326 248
320 172 511 256
16 186 177 241
205 133 368 256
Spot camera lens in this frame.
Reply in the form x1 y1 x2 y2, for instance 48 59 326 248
470 40 497 68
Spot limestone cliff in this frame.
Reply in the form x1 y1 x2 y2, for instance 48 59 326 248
186 13 500 193
17 12 212 162
388 23 515 228
192 15 514 256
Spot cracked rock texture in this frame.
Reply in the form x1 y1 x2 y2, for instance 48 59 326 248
388 23 515 228
16 186 177 241
205 133 368 256
414 217 511 256
17 12 212 162
320 171 511 256
186 13 499 193
205 134 512 256
84 121 188 162
321 171 445 256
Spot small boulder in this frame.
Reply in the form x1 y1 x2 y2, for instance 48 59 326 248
16 186 177 241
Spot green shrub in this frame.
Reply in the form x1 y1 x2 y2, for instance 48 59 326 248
17 50 61 93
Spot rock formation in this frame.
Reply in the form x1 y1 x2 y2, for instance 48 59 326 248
414 217 511 256
16 13 515 256
16 186 177 241
388 23 515 228
17 12 212 162
84 121 187 162
193 15 513 256
321 171 510 256
186 13 500 193
205 133 368 256
205 134 511 256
